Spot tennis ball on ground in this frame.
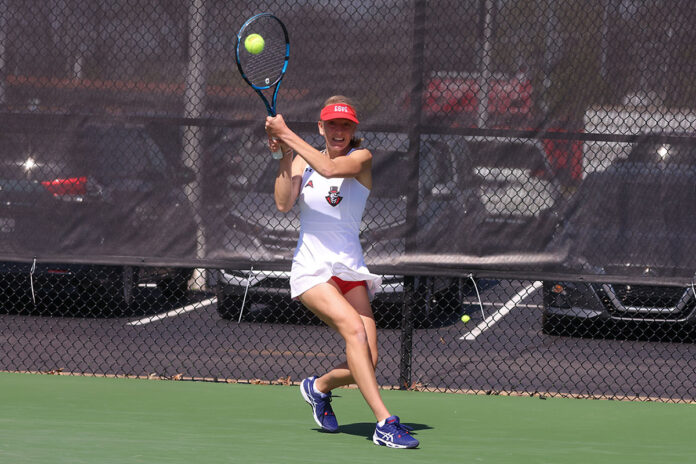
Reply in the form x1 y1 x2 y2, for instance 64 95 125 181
245 33 265 54
461 314 471 323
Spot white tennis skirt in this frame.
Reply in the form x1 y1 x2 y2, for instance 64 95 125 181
289 231 381 300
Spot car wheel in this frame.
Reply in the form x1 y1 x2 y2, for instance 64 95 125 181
121 266 135 307
100 266 136 317
541 311 563 336
87 266 136 317
541 311 603 338
216 290 244 321
415 277 476 328
159 269 192 301
107 266 137 316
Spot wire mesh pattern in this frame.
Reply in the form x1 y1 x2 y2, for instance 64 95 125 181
1 0 696 403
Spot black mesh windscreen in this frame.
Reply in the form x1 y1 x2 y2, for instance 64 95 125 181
2 0 696 403
2 0 695 281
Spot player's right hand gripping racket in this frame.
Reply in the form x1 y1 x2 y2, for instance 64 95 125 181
235 13 290 159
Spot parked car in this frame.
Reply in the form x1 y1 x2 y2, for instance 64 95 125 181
542 141 696 340
438 135 563 255
409 135 563 258
0 117 197 315
207 127 562 327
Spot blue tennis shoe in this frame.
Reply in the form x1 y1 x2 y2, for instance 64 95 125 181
300 376 338 433
373 415 419 449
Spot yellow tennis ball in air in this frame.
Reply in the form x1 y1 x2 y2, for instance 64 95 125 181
461 314 471 323
245 33 265 55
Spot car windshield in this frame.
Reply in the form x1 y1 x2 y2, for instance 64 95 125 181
0 130 72 180
468 140 547 171
82 127 169 179
0 126 170 181
371 149 411 198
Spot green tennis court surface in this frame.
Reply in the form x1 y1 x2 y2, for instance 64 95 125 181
1 372 693 464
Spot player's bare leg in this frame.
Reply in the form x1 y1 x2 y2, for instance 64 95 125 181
300 282 390 422
313 286 378 392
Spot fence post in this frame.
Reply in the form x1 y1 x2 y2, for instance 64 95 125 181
399 0 426 390
0 0 6 105
399 275 415 390
184 0 208 290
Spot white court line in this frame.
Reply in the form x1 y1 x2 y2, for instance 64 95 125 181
459 281 542 341
127 297 218 326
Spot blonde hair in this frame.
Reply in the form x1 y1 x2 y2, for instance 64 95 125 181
322 95 362 149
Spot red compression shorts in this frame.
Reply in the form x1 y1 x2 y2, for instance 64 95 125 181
330 276 367 295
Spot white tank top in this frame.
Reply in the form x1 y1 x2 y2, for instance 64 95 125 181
290 150 382 299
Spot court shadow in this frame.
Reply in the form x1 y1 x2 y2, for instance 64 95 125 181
338 422 433 440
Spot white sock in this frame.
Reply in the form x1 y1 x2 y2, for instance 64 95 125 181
312 382 327 397
377 419 386 427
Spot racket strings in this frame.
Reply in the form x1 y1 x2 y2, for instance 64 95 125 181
239 20 287 88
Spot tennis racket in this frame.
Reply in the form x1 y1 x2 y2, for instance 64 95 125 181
235 13 290 159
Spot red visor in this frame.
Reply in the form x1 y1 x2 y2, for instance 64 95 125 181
320 103 359 124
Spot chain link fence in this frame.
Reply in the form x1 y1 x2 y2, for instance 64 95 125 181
1 0 696 403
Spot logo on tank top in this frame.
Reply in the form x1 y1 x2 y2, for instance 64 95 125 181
304 180 313 189
325 185 343 207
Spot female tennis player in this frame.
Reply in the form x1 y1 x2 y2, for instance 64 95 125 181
265 95 419 449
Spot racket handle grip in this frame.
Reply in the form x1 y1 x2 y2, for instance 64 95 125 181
270 137 283 159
